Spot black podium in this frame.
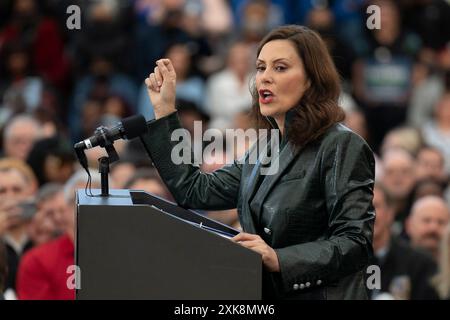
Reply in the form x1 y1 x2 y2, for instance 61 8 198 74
75 189 262 299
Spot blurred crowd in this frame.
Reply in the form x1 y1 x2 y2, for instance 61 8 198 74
1 0 450 300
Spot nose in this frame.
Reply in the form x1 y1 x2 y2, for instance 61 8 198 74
427 220 442 233
259 68 273 84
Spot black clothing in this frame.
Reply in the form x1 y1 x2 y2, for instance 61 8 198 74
140 111 375 299
371 237 439 300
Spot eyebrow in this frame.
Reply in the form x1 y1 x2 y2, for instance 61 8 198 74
256 58 290 64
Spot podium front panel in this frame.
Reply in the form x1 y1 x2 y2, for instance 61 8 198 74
76 190 262 299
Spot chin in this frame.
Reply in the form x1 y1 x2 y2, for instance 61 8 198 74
259 105 278 118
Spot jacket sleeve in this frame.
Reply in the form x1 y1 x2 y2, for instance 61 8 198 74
16 251 52 300
274 131 375 293
139 111 242 210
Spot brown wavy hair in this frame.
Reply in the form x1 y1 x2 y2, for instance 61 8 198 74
250 25 345 147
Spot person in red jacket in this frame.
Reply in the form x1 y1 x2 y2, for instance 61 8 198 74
16 188 73 300
16 169 101 300
16 230 74 300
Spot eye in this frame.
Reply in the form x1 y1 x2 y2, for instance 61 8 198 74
275 65 286 72
256 65 265 72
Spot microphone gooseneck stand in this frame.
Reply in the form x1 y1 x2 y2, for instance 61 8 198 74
97 127 120 197
74 126 120 197
73 114 148 198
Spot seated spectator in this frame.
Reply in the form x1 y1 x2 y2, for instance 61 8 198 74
380 126 424 157
406 196 450 261
197 0 232 36
415 146 449 184
411 178 447 202
0 158 38 296
16 169 101 300
205 41 253 130
27 184 65 246
421 92 450 173
371 183 439 299
26 136 76 186
236 0 283 43
380 148 417 224
1 114 42 161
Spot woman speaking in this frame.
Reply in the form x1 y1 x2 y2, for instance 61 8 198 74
141 25 375 300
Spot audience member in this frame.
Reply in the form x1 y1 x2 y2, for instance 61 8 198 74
422 93 450 173
205 41 253 130
380 148 416 224
371 184 439 299
406 196 450 261
16 169 101 300
0 158 38 296
1 114 42 161
27 184 65 246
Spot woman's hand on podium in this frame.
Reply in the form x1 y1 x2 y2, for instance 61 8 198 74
145 59 177 119
232 232 280 272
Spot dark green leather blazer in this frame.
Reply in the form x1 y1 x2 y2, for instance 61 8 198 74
140 111 376 300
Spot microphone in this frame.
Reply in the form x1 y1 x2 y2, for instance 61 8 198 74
74 114 148 150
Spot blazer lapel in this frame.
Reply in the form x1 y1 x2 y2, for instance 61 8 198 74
250 141 302 223
243 140 268 202
239 136 270 234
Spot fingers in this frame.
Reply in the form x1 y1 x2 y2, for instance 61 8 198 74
232 232 260 242
236 239 263 249
145 73 160 92
145 59 174 92
156 59 175 79
150 73 159 91
154 66 162 86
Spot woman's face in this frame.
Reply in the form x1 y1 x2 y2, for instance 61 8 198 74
255 40 309 120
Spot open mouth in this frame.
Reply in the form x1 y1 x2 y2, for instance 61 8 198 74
259 89 274 104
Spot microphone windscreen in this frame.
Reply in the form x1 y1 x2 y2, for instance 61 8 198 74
122 115 148 139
